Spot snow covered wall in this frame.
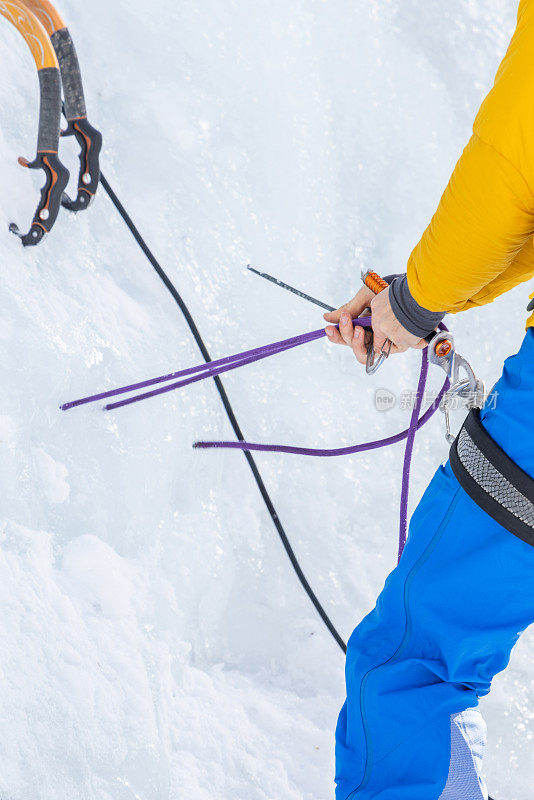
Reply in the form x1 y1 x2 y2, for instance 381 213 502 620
0 1 532 798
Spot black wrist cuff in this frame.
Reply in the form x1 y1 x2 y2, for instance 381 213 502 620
389 274 445 338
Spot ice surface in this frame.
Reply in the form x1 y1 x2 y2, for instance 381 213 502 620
0 1 532 798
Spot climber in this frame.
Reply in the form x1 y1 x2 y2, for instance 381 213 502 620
325 1 534 797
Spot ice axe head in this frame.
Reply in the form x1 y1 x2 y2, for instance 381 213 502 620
10 152 69 247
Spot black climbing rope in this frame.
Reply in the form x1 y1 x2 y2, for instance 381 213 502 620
99 171 347 654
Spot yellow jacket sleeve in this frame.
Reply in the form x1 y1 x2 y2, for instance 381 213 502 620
406 0 534 326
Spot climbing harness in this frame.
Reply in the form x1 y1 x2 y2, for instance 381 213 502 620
451 408 534 548
0 0 101 244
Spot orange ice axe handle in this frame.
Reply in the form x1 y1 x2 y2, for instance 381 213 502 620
19 2 102 210
0 2 69 245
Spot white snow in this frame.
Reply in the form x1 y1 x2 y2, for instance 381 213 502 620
32 447 70 504
0 1 532 798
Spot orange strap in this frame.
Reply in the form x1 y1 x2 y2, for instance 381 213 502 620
0 0 58 69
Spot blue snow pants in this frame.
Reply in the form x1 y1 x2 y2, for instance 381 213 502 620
335 328 534 800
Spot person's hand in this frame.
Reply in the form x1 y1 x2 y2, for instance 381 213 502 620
323 285 425 365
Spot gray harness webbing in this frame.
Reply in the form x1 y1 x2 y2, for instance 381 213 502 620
450 409 534 547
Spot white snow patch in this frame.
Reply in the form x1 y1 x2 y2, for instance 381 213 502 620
32 447 70 504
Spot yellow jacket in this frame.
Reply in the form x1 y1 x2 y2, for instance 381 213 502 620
407 0 534 327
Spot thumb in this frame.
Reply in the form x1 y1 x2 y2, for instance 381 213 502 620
323 302 353 323
323 287 375 323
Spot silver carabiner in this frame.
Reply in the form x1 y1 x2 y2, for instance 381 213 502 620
428 331 485 442
360 270 393 376
366 337 392 375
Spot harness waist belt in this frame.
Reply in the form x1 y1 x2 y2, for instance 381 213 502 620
450 409 534 547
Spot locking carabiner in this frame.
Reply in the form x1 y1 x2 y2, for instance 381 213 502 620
428 330 485 443
361 269 393 375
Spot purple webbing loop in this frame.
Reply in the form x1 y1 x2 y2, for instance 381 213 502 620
60 313 448 563
105 337 312 410
60 317 372 411
192 325 449 563
193 369 448 458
